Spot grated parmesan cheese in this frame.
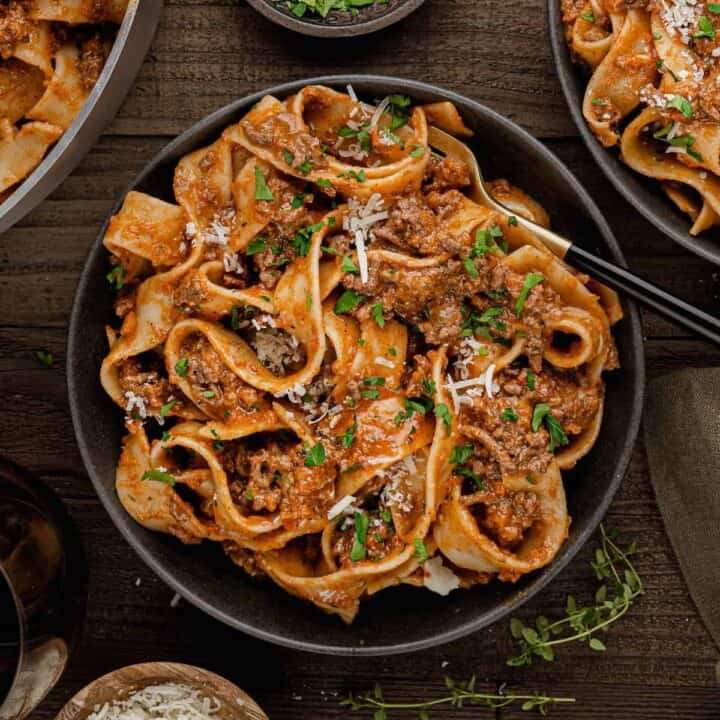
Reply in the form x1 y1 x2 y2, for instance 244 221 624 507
124 391 147 419
86 683 221 720
327 495 357 519
374 356 394 368
342 194 389 285
659 0 701 44
424 557 461 596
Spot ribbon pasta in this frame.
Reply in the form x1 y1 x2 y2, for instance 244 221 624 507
0 1 129 198
562 0 720 236
103 85 621 622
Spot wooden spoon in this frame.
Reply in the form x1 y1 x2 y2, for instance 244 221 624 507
429 125 720 345
55 662 268 720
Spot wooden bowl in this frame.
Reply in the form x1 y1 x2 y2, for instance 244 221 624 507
55 662 268 720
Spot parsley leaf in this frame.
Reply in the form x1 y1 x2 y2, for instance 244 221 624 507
246 237 266 255
141 469 175 486
254 166 275 201
341 255 359 273
413 537 430 564
350 512 369 561
304 442 326 467
434 402 452 435
371 302 385 327
341 415 358 448
334 290 364 314
516 273 544 315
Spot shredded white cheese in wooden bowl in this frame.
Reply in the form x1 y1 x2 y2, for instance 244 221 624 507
86 682 221 720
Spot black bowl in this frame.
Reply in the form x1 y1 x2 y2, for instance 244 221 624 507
548 0 720 264
245 0 424 37
67 75 645 656
0 1 162 235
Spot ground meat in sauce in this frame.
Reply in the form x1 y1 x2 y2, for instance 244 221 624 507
475 491 540 549
332 514 400 568
459 392 554 478
343 257 487 344
114 285 137 319
371 191 469 256
181 334 264 417
422 155 471 193
117 356 174 414
0 2 31 58
224 542 264 577
78 33 106 91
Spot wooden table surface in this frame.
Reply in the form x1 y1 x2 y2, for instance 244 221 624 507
2 1 720 718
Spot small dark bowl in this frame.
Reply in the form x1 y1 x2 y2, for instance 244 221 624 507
548 0 720 264
0 0 162 235
67 75 645 656
245 0 424 37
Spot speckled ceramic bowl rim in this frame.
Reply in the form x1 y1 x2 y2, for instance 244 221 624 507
245 0 424 37
0 0 162 235
68 75 645 656
548 0 720 264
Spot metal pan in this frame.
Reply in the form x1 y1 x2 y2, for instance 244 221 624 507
548 0 720 265
0 0 163 236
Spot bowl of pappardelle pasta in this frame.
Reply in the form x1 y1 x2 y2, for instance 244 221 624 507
67 76 644 655
551 0 720 264
0 0 161 235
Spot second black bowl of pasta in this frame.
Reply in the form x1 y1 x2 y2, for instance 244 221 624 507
67 76 644 655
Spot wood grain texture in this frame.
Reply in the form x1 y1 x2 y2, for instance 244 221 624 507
0 2 718 719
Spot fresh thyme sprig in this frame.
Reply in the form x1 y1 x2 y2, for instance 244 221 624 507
341 677 576 718
507 524 643 666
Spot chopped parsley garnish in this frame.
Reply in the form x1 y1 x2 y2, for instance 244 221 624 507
502 407 519 422
516 273 544 315
350 512 369 562
413 537 430 564
141 469 175 486
361 389 380 400
710 3 720 13
304 442 326 467
317 178 333 189
666 94 692 120
434 402 452 435
694 15 716 40
388 346 397 357
526 370 536 390
450 443 473 465
349 169 366 183
160 400 175 418
246 489 254 501
293 222 323 257
201 390 215 398
161 431 170 442
409 144 425 158
291 192 306 209
456 465 485 489
297 159 313 175
508 215 518 226
334 289 364 314
341 415 358 448
364 376 386 387
106 264 125 290
422 379 436 396
388 94 411 130
246 237 267 255
531 403 569 452
175 357 189 377
253 166 275 201
341 255 359 273
462 256 479 278
371 302 385 327
34 350 53 368
283 149 294 165
591 98 606 107
580 9 595 22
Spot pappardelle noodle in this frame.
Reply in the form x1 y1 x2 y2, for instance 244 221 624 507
0 0 129 200
562 0 720 236
101 85 621 622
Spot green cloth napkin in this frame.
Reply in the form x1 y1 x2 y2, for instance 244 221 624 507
644 368 720 650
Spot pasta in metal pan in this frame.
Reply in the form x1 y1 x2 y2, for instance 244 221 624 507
562 0 720 236
101 85 621 622
0 0 129 199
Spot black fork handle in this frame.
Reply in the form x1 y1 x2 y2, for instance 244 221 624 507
566 244 720 346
